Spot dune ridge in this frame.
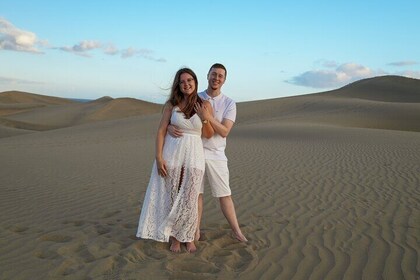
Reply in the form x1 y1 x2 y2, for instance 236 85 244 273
0 90 76 105
0 76 419 279
0 92 162 138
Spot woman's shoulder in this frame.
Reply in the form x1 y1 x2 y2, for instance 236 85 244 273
163 102 174 111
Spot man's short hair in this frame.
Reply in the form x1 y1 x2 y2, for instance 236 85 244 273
209 63 227 79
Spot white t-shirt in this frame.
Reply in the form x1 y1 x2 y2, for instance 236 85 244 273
199 90 236 161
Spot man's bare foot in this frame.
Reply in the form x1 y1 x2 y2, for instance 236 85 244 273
169 237 181 253
186 241 197 253
232 231 248 242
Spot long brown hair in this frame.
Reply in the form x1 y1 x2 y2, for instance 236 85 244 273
167 68 202 119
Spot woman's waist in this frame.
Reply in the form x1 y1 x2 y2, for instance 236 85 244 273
166 131 201 139
177 128 201 137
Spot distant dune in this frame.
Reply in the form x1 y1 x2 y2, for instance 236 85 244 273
0 92 162 137
237 75 420 132
325 75 420 102
87 98 163 121
0 90 75 105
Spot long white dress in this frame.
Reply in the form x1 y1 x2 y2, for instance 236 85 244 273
136 107 205 243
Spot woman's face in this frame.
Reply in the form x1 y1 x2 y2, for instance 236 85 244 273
179 73 196 96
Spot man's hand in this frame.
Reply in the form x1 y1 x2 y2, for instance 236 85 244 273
167 124 183 138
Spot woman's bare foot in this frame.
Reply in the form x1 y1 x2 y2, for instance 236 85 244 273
232 230 248 242
186 241 197 253
169 237 181 253
194 228 200 241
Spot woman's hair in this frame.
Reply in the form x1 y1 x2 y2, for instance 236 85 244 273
167 67 202 119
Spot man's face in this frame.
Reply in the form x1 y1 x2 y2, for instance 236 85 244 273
207 68 226 90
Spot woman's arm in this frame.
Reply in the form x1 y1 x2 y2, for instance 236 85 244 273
155 103 172 177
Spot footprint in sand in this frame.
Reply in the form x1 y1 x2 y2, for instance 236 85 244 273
95 224 112 235
34 249 59 260
133 240 167 260
200 227 257 273
39 233 73 243
101 210 121 218
122 223 137 229
166 259 221 275
8 225 29 234
62 220 85 227
35 233 73 262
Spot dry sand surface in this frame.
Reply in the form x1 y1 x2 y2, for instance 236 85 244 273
0 76 419 279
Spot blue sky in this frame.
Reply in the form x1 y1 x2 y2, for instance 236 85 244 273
1 0 419 103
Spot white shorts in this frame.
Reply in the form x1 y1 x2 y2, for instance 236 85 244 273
200 159 231 197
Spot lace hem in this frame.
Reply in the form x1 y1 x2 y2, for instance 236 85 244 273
137 164 204 243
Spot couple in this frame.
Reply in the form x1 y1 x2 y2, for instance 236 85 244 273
136 63 247 253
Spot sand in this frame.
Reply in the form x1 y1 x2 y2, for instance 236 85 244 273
0 76 419 279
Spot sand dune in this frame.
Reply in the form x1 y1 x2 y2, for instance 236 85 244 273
324 75 420 102
238 75 420 132
0 92 162 137
0 90 75 105
0 76 419 279
87 98 163 121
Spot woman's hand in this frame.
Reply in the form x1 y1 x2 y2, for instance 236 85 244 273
194 102 211 121
156 158 168 177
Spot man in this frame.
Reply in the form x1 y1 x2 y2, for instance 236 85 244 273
168 63 247 242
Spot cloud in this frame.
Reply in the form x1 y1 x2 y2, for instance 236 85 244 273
396 70 420 79
0 17 46 53
1 17 166 62
103 43 118 55
0 76 43 85
57 41 166 62
120 47 166 62
388 61 418 67
58 40 102 57
315 59 338 68
289 63 379 88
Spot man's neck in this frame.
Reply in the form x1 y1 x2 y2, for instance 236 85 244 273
206 87 221 98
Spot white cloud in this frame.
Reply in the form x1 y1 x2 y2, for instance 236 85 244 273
57 42 166 62
103 43 118 55
121 47 166 62
289 62 384 88
0 17 45 53
388 61 418 67
0 76 43 85
58 40 102 57
337 63 373 77
121 47 138 58
315 59 338 68
0 17 166 62
396 70 420 79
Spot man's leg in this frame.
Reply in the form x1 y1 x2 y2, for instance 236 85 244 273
205 159 247 242
219 195 247 242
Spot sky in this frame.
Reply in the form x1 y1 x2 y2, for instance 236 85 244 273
1 0 419 104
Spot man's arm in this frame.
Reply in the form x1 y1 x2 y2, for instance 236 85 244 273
167 124 183 137
199 103 235 138
208 117 234 138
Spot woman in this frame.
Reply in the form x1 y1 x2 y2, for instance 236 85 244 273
136 68 214 253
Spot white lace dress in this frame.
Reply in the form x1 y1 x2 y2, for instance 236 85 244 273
136 107 205 243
